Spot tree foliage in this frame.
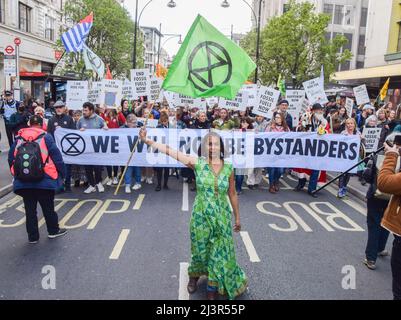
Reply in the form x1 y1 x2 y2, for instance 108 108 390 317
240 0 352 88
57 0 144 79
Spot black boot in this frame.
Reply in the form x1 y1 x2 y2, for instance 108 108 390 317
294 178 306 191
155 185 161 191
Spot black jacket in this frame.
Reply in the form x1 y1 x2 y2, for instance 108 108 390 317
363 153 389 203
191 119 211 129
47 114 76 137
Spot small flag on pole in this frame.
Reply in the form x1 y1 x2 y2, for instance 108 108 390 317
105 64 112 80
277 74 286 97
61 12 93 53
380 77 390 101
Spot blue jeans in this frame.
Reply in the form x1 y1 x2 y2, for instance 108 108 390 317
124 166 141 186
235 175 244 192
308 170 320 193
365 197 390 261
267 167 284 185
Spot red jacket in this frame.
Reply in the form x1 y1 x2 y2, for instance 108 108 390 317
101 112 126 128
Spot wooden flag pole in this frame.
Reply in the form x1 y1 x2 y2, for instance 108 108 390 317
114 102 155 195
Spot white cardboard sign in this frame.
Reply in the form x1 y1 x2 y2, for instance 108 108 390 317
130 69 151 97
66 81 88 110
253 86 280 117
353 84 370 105
302 77 328 105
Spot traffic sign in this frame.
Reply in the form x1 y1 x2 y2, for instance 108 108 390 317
5 45 14 55
55 50 63 60
14 38 21 46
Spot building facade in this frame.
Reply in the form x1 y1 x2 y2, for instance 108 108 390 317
0 0 64 103
252 0 369 71
333 0 401 105
141 26 162 74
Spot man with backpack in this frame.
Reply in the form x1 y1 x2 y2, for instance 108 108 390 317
8 115 67 243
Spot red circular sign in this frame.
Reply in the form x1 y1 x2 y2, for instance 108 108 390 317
55 50 63 60
14 38 21 46
5 46 14 54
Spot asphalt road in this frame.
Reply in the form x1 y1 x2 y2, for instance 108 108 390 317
0 173 394 300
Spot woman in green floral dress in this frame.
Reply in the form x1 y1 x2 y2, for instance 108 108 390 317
139 128 247 300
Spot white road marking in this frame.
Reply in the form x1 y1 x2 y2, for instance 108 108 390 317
182 182 189 211
240 231 261 262
109 229 130 260
132 194 145 211
179 262 190 300
325 185 367 216
0 196 21 214
0 183 13 195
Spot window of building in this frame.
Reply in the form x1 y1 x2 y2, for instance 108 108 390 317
333 5 344 25
341 60 350 71
283 3 290 14
360 7 368 27
45 15 55 41
0 0 5 24
358 34 365 55
343 5 354 26
323 3 334 23
343 33 353 51
19 2 31 32
356 61 364 69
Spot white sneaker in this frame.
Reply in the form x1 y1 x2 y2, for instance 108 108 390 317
113 177 119 185
125 185 131 194
97 183 105 193
132 183 142 190
84 185 96 194
146 177 153 185
106 178 112 186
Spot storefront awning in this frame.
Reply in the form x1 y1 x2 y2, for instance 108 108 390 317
332 63 401 81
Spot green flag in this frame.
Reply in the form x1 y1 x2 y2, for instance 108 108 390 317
162 15 256 99
277 74 286 97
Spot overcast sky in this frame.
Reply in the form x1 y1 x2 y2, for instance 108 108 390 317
123 0 253 56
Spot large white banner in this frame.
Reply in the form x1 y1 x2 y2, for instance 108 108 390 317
66 81 88 110
55 128 360 172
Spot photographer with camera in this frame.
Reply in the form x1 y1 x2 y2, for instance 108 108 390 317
377 134 401 300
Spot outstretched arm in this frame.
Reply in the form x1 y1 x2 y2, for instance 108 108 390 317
139 127 197 170
228 171 241 232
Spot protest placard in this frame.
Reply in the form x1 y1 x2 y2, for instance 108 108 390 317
130 69 151 97
218 90 248 111
149 77 162 102
87 81 102 105
286 90 305 127
345 97 354 116
353 84 370 105
122 80 137 101
253 86 280 117
100 79 123 108
241 84 258 107
362 127 382 152
302 77 328 105
66 81 88 110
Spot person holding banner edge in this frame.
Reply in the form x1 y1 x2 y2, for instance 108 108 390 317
138 127 247 300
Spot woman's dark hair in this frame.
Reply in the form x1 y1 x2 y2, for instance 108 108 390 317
272 112 289 131
240 116 254 129
197 131 226 160
121 99 128 108
83 101 95 111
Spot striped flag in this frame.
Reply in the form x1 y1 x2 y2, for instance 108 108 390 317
61 12 93 53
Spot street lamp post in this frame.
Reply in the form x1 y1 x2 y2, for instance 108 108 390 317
222 0 263 84
132 0 176 68
157 34 182 66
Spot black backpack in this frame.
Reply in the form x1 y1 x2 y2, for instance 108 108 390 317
13 133 49 182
